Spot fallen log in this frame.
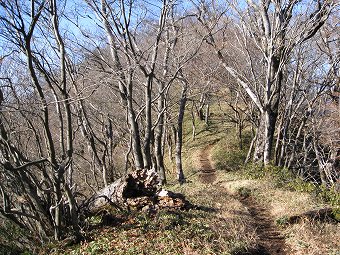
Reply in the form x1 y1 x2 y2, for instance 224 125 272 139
81 169 190 216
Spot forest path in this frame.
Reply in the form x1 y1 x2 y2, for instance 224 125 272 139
198 144 216 184
197 145 290 255
237 196 290 255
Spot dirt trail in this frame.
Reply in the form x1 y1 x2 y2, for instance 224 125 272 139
198 145 289 255
198 144 216 184
239 197 289 255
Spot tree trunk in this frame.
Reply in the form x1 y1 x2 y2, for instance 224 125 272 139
53 175 62 240
238 121 243 150
83 169 160 215
253 108 278 166
274 115 284 165
127 96 144 169
313 134 328 186
253 114 265 163
64 181 81 239
155 81 166 184
155 133 166 184
263 109 277 165
166 125 176 172
82 169 191 216
205 103 210 125
176 85 187 184
197 93 206 121
245 130 257 164
143 77 153 169
191 107 196 140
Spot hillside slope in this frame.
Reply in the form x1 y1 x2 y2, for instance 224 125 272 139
44 111 339 255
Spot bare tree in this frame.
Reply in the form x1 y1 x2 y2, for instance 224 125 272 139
0 0 81 241
84 0 202 184
85 0 175 173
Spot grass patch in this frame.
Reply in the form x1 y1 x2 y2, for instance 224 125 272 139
285 220 340 255
236 187 252 198
211 129 251 171
241 163 340 221
213 143 245 171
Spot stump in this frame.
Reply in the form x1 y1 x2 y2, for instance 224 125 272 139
82 169 191 216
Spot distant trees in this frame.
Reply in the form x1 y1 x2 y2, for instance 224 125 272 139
190 0 339 186
195 0 336 166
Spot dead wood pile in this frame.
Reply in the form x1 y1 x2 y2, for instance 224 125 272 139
82 169 191 216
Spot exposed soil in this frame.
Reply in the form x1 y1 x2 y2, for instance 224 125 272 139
198 145 290 255
238 196 289 255
198 144 216 184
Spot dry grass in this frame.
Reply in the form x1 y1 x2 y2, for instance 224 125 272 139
285 220 340 255
218 172 325 216
169 173 260 254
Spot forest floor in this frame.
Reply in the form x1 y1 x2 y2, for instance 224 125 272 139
45 112 339 255
47 141 339 255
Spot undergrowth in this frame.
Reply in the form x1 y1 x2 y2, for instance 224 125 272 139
241 164 340 221
47 184 257 255
0 220 34 255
